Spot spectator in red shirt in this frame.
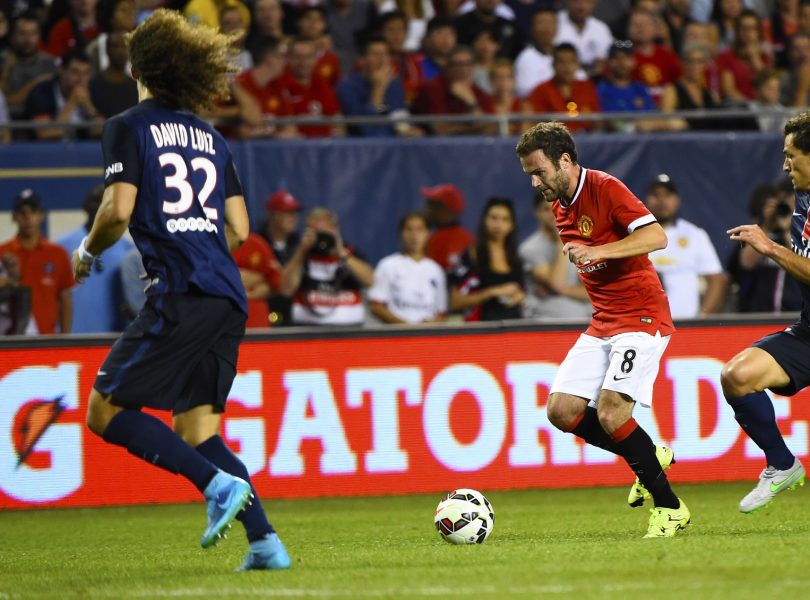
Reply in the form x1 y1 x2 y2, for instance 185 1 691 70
628 8 683 106
0 190 74 334
422 183 474 271
523 43 601 133
411 44 497 135
234 37 299 138
490 58 523 135
278 37 345 137
232 233 282 329
296 7 341 88
45 0 100 58
379 10 424 106
717 9 774 102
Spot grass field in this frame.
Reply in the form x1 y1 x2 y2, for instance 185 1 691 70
2 482 810 599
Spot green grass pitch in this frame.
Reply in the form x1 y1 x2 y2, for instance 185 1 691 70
2 482 810 599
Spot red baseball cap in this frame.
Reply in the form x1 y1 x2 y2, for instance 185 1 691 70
420 184 465 214
266 191 301 212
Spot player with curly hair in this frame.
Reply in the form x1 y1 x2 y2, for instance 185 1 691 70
71 9 291 571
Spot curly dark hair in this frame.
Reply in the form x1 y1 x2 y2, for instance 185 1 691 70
785 112 810 154
127 9 237 113
515 121 578 166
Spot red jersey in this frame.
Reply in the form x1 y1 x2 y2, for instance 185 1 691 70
231 233 281 329
314 50 341 88
277 71 340 137
524 79 601 132
45 18 100 57
0 236 74 334
553 168 674 338
236 70 292 116
632 46 683 105
411 75 495 117
427 225 475 271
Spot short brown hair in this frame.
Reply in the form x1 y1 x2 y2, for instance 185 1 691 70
127 9 236 113
785 112 810 154
515 121 578 165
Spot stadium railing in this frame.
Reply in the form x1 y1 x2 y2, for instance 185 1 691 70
0 106 802 137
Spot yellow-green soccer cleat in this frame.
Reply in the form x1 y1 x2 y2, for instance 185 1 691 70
628 445 675 508
739 459 805 514
643 498 691 538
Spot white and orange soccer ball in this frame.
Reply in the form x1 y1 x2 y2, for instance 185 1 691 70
434 488 495 545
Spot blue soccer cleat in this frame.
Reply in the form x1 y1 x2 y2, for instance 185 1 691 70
200 471 252 549
236 533 292 571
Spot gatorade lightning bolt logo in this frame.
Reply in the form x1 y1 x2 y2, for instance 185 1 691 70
12 395 66 469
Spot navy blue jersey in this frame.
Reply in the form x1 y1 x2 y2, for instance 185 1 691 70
791 190 810 327
101 99 247 314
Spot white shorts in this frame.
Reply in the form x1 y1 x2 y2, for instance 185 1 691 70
550 331 671 408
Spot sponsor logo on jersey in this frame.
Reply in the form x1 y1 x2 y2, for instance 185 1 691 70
577 215 594 238
105 162 123 179
577 261 607 274
166 217 218 234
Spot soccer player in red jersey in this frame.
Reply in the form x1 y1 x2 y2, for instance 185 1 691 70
516 122 690 538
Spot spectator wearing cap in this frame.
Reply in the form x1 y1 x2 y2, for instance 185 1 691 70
645 174 727 318
232 232 282 328
259 190 302 325
24 48 101 140
57 184 133 332
422 183 475 271
523 43 602 133
0 190 74 333
597 40 665 132
260 190 301 266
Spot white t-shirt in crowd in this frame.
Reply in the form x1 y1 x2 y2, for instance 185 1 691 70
649 218 723 319
554 10 614 70
368 253 447 323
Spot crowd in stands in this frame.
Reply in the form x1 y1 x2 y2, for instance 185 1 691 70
3 0 810 137
1 170 804 334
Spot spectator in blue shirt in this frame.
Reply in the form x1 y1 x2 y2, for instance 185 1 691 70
337 35 420 137
57 184 133 332
596 39 664 132
597 40 654 111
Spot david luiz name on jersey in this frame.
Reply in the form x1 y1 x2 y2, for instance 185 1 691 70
149 121 216 156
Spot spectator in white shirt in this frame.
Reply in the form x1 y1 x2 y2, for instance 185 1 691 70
646 174 728 318
369 212 448 324
554 0 614 77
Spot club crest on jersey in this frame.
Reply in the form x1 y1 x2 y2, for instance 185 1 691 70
577 215 594 238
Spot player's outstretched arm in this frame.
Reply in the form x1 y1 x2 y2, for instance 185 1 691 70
224 195 249 251
728 223 810 285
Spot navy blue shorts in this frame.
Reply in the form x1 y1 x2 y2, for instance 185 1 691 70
754 324 810 396
95 293 246 415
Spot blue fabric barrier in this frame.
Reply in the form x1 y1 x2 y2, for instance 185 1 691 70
0 132 785 264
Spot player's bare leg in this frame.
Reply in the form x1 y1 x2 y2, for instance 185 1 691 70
722 348 805 513
176 406 291 570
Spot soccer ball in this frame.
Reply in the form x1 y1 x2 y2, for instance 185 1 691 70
434 488 495 544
